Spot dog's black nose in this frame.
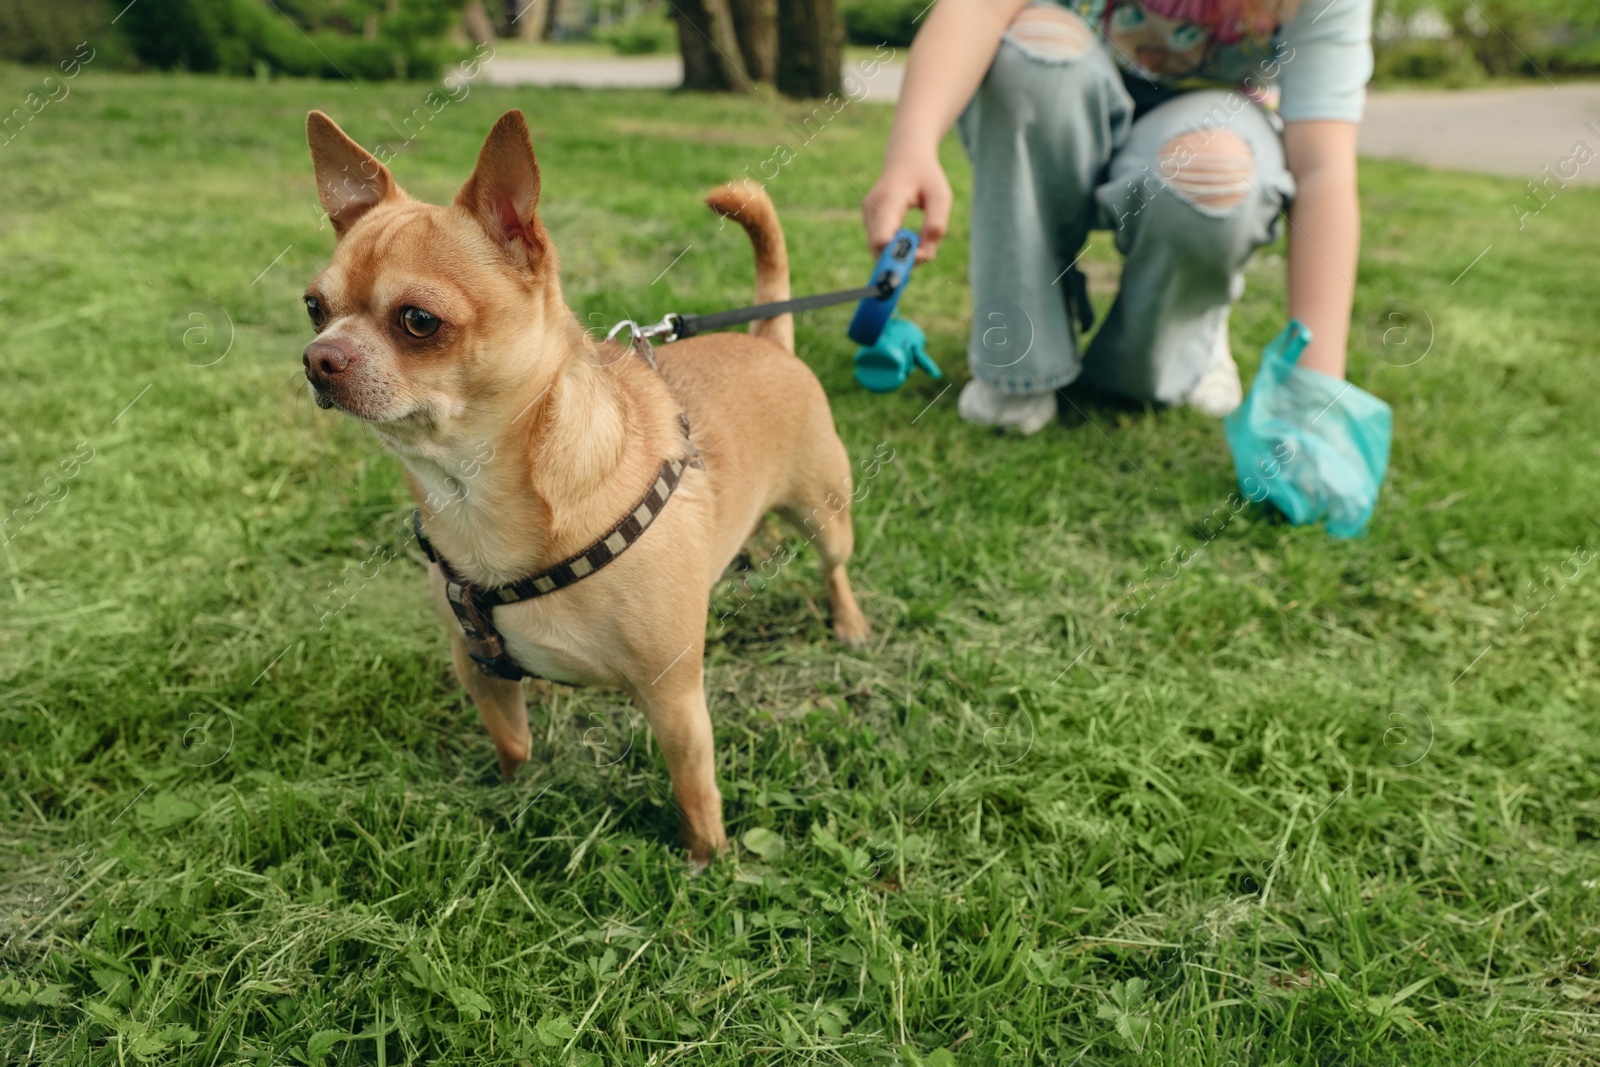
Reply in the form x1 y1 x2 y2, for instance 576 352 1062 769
303 340 352 381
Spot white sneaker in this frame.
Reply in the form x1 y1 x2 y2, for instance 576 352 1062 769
1181 313 1243 417
958 378 1056 436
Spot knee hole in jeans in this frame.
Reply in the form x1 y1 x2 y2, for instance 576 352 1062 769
1004 5 1096 61
1157 129 1256 211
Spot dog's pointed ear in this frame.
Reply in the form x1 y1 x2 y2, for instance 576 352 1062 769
455 110 546 271
307 111 400 237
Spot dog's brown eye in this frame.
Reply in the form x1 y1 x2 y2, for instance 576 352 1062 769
400 306 441 338
305 296 325 329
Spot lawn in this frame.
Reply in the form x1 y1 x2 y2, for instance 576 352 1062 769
1 63 1598 1066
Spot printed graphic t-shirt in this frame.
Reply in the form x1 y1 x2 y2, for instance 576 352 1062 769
1067 0 1374 123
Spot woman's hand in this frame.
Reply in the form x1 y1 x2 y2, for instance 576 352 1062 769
863 151 953 263
860 0 1027 263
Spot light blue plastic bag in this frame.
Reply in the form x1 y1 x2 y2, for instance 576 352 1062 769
1223 321 1392 539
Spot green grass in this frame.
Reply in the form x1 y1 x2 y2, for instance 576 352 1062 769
2 65 1598 1066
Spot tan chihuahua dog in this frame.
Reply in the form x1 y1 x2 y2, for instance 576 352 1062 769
301 109 869 864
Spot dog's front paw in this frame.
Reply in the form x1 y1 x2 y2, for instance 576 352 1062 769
680 814 728 871
685 836 729 873
833 612 872 650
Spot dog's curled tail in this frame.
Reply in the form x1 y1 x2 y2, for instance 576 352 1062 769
705 180 793 353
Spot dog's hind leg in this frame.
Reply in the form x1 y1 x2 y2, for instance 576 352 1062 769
810 526 871 650
775 433 872 649
449 630 532 779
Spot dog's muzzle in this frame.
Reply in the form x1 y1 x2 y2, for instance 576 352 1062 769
303 339 357 409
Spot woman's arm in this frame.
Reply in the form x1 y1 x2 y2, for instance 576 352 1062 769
862 0 1029 260
1283 120 1360 379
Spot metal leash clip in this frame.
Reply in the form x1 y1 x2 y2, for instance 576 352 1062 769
605 314 681 345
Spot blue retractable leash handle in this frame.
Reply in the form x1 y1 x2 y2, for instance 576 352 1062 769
849 229 941 392
848 230 919 345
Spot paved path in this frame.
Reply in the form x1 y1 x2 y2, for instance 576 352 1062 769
1356 83 1600 183
484 55 1600 183
483 52 907 98
485 55 685 90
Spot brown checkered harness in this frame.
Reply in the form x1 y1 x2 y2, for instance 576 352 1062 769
414 336 702 681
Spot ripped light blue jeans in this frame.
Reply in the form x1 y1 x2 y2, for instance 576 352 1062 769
957 3 1295 403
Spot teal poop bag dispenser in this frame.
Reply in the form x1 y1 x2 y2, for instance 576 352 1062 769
1223 321 1393 538
848 230 939 392
854 317 942 393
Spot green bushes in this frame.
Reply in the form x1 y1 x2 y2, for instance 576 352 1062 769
1378 0 1600 82
1538 38 1600 76
0 0 132 67
0 0 469 81
1371 39 1484 88
840 0 923 48
599 11 678 55
116 0 465 81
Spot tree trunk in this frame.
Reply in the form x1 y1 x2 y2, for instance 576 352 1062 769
676 0 725 90
729 0 777 84
509 0 551 40
674 0 752 90
463 1 497 45
776 0 841 99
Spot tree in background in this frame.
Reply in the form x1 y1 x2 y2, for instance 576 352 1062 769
505 0 558 39
676 0 838 97
776 0 841 97
674 0 753 90
730 0 778 83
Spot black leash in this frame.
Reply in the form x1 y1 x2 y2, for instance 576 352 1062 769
608 273 899 345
